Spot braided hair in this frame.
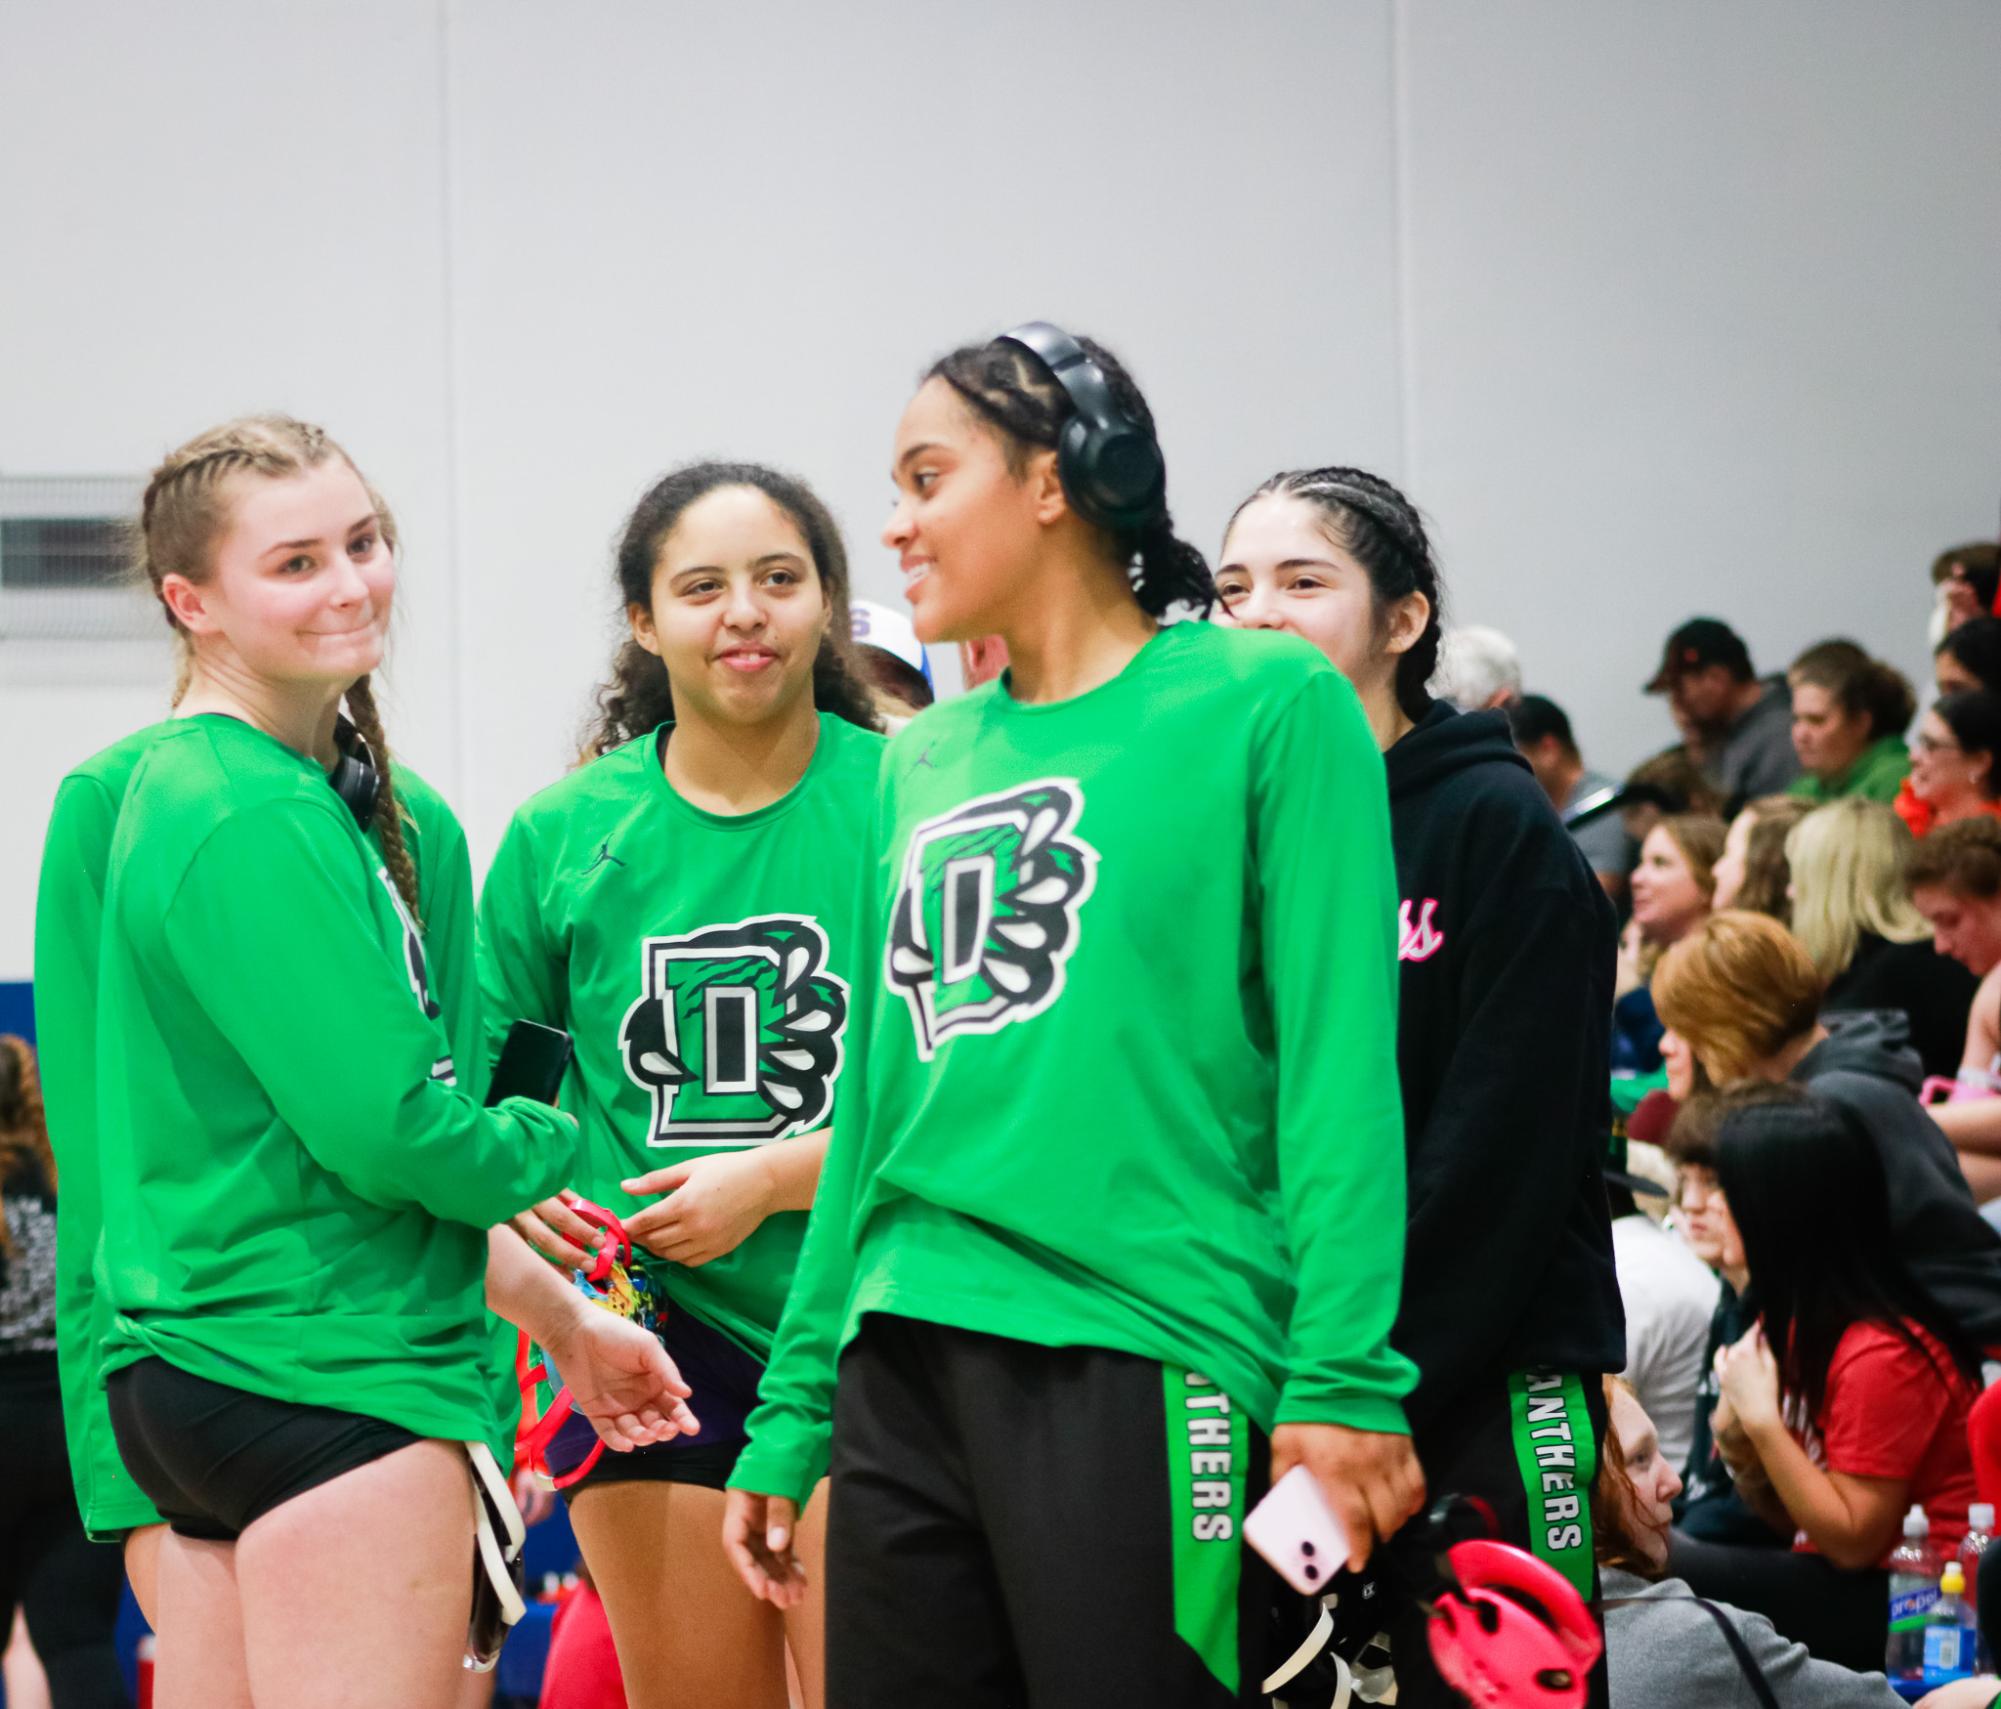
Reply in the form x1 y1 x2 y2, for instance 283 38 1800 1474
927 334 1214 619
586 461 882 759
0 1037 54 1257
137 415 422 922
1228 467 1444 721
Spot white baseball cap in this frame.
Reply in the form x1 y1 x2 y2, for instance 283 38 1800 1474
850 599 932 686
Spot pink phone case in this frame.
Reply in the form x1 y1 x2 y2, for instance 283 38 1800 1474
1243 1463 1351 1595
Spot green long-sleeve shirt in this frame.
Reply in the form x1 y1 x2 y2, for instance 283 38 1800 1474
37 726 502 1532
731 623 1416 1506
476 713 882 1358
92 716 576 1445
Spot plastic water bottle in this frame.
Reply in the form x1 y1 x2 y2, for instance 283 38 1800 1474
1889 1505 1942 1681
1923 1561 1978 1686
1959 1503 1995 1672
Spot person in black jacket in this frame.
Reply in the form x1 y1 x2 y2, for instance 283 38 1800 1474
1217 466 1624 1709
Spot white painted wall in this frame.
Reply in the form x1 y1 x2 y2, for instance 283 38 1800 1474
4 0 1997 978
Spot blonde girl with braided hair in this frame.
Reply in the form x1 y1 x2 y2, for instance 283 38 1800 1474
37 415 696 1709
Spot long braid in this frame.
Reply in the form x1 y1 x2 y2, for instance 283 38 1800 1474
0 1037 54 1257
342 675 422 925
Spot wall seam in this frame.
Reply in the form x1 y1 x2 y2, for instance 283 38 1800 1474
435 0 470 811
1388 0 1419 490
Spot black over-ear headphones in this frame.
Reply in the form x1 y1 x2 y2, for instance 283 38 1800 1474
995 321 1167 535
328 714 381 832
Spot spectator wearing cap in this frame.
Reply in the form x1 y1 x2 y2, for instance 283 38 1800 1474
1908 819 2001 1196
1785 641 1914 806
1646 618 1800 812
1897 690 2001 838
849 598 934 732
1429 623 1521 710
1508 693 1636 903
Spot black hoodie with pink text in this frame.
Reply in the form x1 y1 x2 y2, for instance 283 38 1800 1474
1383 700 1625 1430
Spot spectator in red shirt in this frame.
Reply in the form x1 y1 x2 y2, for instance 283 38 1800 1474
1667 1085 1987 1673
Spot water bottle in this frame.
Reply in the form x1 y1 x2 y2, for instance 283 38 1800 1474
1888 1504 1941 1681
1923 1561 1978 1686
1959 1503 1995 1672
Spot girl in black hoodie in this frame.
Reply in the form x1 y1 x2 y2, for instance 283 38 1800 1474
1217 466 1625 1709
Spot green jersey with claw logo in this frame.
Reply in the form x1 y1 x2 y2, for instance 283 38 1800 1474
733 622 1418 1507
475 712 883 1359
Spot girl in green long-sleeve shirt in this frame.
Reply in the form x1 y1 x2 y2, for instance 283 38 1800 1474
478 461 883 1709
76 416 692 1709
722 327 1423 1709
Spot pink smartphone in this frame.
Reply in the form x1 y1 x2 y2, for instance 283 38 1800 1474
1244 1464 1351 1595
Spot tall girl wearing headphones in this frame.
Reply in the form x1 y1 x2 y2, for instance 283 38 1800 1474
1216 468 1624 1708
476 463 884 1709
73 417 693 1709
723 328 1422 1708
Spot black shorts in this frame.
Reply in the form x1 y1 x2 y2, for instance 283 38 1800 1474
106 1357 419 1541
825 1313 1275 1709
544 1302 764 1498
1382 1370 1611 1709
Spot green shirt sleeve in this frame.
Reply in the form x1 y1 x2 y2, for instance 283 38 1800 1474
163 799 578 1227
1256 672 1418 1433
475 813 567 1078
729 789 883 1506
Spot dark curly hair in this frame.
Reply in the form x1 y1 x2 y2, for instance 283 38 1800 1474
586 461 881 757
926 333 1214 619
1227 467 1444 722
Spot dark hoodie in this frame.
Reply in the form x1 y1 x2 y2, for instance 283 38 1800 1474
1793 1009 2001 1348
1385 702 1626 1429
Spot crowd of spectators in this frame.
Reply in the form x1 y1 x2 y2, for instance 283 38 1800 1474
1470 539 2001 1702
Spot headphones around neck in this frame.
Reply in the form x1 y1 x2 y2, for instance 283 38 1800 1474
328 713 381 832
995 321 1167 535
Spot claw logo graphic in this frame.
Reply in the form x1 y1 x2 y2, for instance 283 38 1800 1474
887 780 1097 1060
619 916 849 1145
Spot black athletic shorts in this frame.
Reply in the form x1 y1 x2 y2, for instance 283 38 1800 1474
544 1302 764 1498
1381 1370 1611 1709
106 1356 419 1541
825 1313 1276 1709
